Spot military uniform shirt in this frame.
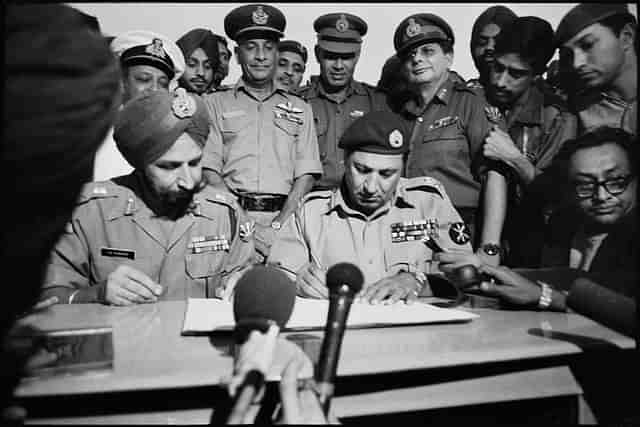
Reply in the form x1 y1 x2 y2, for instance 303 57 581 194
202 79 323 195
268 177 473 288
43 173 255 301
574 90 637 136
399 71 501 209
299 76 390 189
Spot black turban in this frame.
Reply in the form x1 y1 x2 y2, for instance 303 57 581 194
114 88 210 169
470 6 517 62
176 28 220 70
2 2 121 395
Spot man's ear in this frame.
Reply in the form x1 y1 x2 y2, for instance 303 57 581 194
619 22 636 53
314 45 322 63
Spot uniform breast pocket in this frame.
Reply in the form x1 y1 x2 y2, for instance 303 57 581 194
273 117 300 137
94 253 152 284
185 251 227 280
384 241 428 274
423 122 469 162
221 115 251 144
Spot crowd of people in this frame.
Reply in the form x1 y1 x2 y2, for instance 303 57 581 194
2 2 637 424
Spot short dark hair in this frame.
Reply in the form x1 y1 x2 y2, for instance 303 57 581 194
551 127 638 182
494 16 554 75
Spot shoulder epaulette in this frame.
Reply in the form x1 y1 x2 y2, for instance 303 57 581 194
203 188 240 210
76 181 120 205
400 176 445 198
301 189 333 205
454 79 482 95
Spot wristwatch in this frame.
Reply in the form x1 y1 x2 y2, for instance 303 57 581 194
481 243 502 257
270 221 282 231
537 280 553 310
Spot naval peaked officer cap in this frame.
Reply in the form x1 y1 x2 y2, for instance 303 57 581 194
224 4 286 42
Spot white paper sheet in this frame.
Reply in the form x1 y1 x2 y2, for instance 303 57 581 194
182 297 478 334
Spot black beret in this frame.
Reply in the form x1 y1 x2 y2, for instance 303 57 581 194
339 112 410 155
394 13 454 56
314 13 368 53
224 4 286 42
278 39 308 63
555 3 634 47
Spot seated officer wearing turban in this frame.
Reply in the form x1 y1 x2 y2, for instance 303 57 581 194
268 112 473 304
555 3 637 136
274 39 308 93
41 89 254 305
94 30 186 182
177 28 220 95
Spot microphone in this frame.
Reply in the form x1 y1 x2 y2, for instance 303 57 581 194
315 262 364 415
567 278 636 338
226 266 297 424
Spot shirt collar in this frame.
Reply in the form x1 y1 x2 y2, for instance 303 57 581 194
324 182 414 218
233 77 288 99
508 85 543 126
401 71 455 117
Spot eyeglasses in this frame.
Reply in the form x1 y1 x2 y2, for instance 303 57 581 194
572 175 635 198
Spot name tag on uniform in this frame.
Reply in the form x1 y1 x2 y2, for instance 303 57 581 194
427 116 459 131
188 235 230 254
101 247 135 260
222 110 246 119
390 219 439 243
349 110 364 118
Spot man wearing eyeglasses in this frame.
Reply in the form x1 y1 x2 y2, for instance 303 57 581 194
437 126 637 308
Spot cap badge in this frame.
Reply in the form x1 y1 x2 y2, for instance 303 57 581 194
389 129 403 148
252 5 269 25
336 14 349 32
172 88 196 119
145 38 167 58
406 18 422 38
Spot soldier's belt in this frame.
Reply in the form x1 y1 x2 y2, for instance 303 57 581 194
237 193 287 212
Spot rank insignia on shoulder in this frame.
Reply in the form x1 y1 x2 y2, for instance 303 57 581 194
448 222 471 245
349 110 364 118
428 116 458 131
390 219 439 243
188 235 230 254
93 186 107 195
484 106 503 124
466 80 483 89
239 221 255 242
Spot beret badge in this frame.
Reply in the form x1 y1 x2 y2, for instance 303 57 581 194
406 18 422 38
336 14 349 32
252 6 269 25
172 88 196 119
145 38 167 58
389 129 403 148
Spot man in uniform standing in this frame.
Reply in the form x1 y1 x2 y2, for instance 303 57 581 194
94 30 185 181
268 112 473 304
468 5 517 88
41 89 254 305
555 3 637 136
299 13 389 190
202 4 322 261
390 13 508 267
274 39 308 93
481 16 578 265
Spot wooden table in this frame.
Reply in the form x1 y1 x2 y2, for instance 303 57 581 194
14 298 635 424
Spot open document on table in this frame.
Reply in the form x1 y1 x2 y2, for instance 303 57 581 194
182 298 478 334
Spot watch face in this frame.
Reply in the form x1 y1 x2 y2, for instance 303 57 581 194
483 244 500 256
271 221 281 230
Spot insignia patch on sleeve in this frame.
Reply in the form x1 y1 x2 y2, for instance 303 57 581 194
448 222 471 245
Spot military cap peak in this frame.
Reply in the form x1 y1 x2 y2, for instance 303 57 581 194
314 12 368 53
224 4 286 42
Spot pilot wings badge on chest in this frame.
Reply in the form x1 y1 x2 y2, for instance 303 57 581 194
275 102 304 124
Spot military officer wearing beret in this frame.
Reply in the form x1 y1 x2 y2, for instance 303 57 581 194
268 112 473 304
41 89 254 305
274 39 308 93
94 30 187 182
299 13 390 191
555 3 637 136
202 4 322 262
390 13 509 267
